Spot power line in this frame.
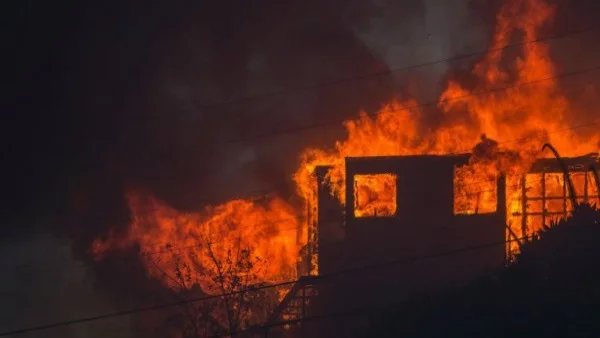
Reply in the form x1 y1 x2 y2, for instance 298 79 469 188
3 11 598 338
200 115 600 202
23 25 598 214
195 27 598 112
110 27 600 207
212 231 540 337
40 54 594 271
0 164 559 274
227 64 600 144
177 62 600 205
91 27 600 209
125 73 600 207
6 131 600 273
211 306 371 338
4 40 599 302
52 28 600 214
0 234 534 337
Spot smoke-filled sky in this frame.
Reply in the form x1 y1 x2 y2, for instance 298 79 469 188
5 0 500 230
3 0 599 336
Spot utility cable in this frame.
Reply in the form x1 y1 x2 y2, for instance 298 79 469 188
195 27 598 113
6 139 600 273
0 234 534 336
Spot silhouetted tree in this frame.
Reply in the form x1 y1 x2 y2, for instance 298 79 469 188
146 219 279 337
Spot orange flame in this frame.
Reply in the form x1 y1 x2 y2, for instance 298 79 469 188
293 0 599 261
93 0 599 304
354 174 397 217
92 191 300 294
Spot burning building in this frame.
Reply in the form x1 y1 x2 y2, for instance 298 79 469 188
314 154 508 281
267 151 599 337
89 0 600 336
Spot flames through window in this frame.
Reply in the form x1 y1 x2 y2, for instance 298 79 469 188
453 164 498 215
353 174 397 217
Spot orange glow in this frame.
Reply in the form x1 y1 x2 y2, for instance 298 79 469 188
453 163 498 215
519 172 600 234
354 174 397 217
92 191 301 295
92 0 599 317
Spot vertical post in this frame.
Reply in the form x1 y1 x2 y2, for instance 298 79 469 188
496 174 506 214
301 286 307 338
306 199 313 276
563 172 568 217
353 179 358 217
584 171 589 203
497 174 507 259
302 286 306 318
541 171 546 228
345 166 355 227
520 176 527 239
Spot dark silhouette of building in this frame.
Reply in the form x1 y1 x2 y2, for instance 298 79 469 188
268 152 599 337
314 155 507 311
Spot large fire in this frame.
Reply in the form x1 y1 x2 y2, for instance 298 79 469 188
91 0 599 329
92 191 300 293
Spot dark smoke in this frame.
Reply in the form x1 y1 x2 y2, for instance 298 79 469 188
550 0 600 135
5 0 599 336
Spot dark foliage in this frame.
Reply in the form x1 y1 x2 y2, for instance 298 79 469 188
363 203 600 338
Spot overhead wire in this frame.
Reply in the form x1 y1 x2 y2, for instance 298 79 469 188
7 148 597 274
0 234 535 337
226 64 600 144
73 26 599 210
4 115 599 273
4 9 600 337
192 27 598 113
66 26 600 211
3 43 600 338
111 62 600 206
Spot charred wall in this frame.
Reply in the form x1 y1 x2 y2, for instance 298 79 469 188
314 155 507 315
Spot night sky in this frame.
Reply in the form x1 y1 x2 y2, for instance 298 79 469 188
4 0 599 337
